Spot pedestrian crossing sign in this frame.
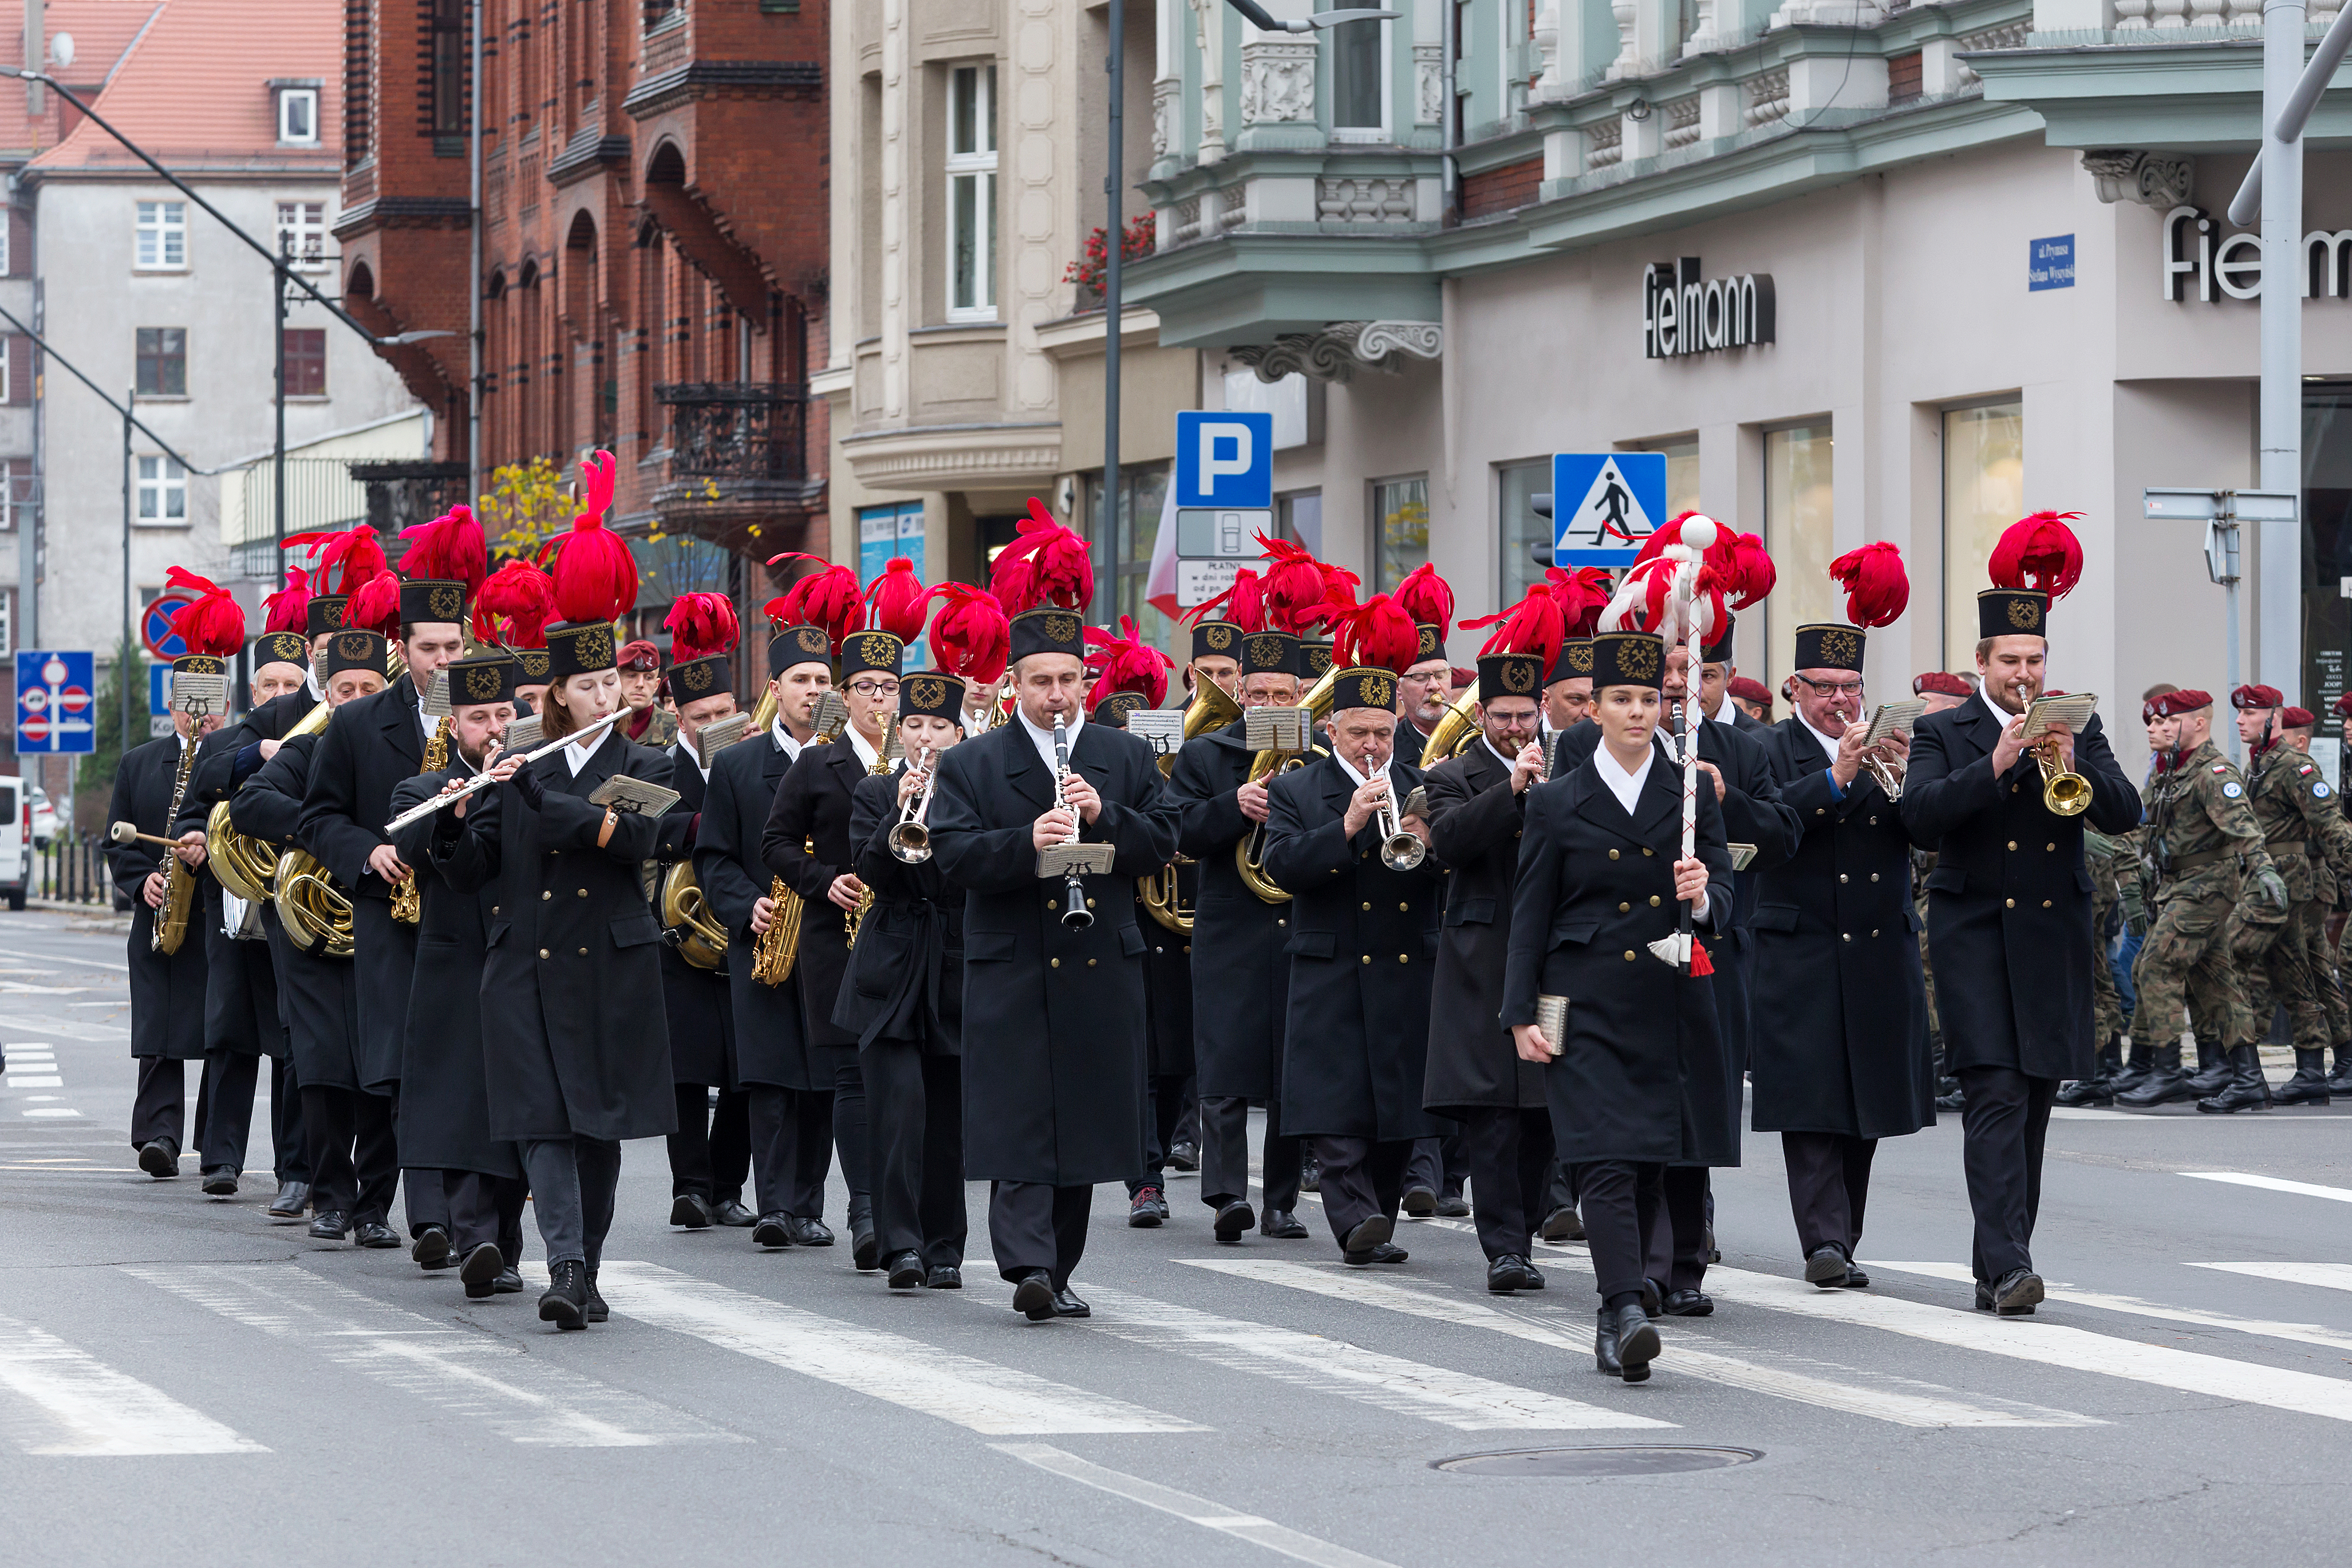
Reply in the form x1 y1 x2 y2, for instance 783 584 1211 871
1552 452 1667 568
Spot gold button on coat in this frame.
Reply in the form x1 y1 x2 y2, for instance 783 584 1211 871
1362 902 1371 911
1050 958 1060 969
541 890 552 901
1398 902 1408 911
1649 895 1661 907
1838 873 1848 884
1618 902 1630 913
1398 954 1409 964
2041 899 2052 909
2004 898 2015 909
577 888 587 897
1608 850 1619 860
1087 958 1097 967
538 948 550 958
2007 841 2017 851
1361 955 1371 965
1623 950 1637 961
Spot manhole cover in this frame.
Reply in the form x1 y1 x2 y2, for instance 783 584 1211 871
1433 1445 1763 1478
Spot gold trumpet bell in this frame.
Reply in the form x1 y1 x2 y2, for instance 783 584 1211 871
2037 745 2093 816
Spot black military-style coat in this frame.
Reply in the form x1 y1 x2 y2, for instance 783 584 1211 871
1501 752 1737 1166
434 729 679 1142
927 717 1180 1186
300 678 430 1092
1167 715 1290 1098
657 741 734 1087
1742 717 1934 1139
392 765 522 1179
1421 741 1545 1113
833 768 964 1054
1902 700 2141 1079
174 717 294 1060
760 734 880 1059
1262 752 1447 1143
233 731 361 1090
106 734 208 1062
694 729 813 1090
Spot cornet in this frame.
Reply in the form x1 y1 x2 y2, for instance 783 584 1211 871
2034 738 2091 817
1370 747 1426 872
888 747 937 863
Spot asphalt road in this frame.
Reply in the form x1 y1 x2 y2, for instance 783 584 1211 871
2 908 2349 1567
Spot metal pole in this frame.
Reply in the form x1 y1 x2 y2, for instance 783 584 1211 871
121 390 133 755
468 0 483 509
275 250 288 563
2225 517 2244 764
2258 0 2306 704
1104 0 1124 623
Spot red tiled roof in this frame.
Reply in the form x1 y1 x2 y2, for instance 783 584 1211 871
0 2 165 156
24 0 341 176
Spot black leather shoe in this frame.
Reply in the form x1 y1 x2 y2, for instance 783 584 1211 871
268 1180 311 1220
1641 1278 1662 1317
1167 1141 1201 1173
198 1167 237 1196
751 1212 792 1248
853 1226 881 1272
492 1266 524 1294
1604 1304 1660 1382
1051 1287 1091 1319
1401 1185 1437 1217
1538 1204 1585 1243
1213 1199 1256 1242
1935 1084 1968 1112
785 1216 834 1247
309 1209 350 1241
1844 1265 1871 1289
137 1139 178 1179
412 1225 452 1267
1804 1244 1851 1287
584 1271 609 1324
1129 1186 1168 1228
1595 1308 1625 1376
1011 1269 1056 1322
464 1277 496 1300
459 1243 504 1290
925 1264 963 1290
1990 1267 2044 1316
1662 1287 1713 1316
540 1259 588 1329
2184 1041 2232 1098
1298 1154 1321 1193
1486 1254 1542 1293
1346 1241 1409 1266
1435 1191 1470 1218
355 1220 401 1249
2274 1049 2333 1106
2116 1068 2192 1108
1259 1209 1308 1239
1340 1214 1393 1259
712 1198 757 1227
885 1250 925 1289
2054 1074 2114 1107
670 1193 714 1229
2196 1044 2273 1115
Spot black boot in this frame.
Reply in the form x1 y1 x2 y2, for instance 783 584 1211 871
2055 1036 2121 1107
538 1259 588 1329
1594 1304 1660 1383
2327 1040 2352 1096
2272 1048 2332 1106
2116 1038 2192 1107
2195 1044 2272 1114
2185 1036 2231 1097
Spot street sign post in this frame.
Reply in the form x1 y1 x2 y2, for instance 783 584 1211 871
15 650 97 755
1552 452 1667 568
2143 487 2296 760
1174 412 1276 609
141 593 194 662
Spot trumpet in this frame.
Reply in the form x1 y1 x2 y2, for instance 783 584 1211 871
1370 747 1426 872
1863 750 1906 801
2034 738 2092 817
888 746 937 863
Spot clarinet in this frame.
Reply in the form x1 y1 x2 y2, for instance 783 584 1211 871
1053 716 1093 931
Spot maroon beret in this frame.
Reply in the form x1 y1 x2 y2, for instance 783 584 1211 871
2153 689 2213 719
1913 671 1973 698
1728 676 1773 705
616 638 661 673
2230 683 2284 710
2281 706 2316 729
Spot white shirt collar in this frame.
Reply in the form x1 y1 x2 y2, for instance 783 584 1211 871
771 718 804 761
1016 706 1084 774
846 725 881 772
562 729 604 776
1800 713 1843 762
1333 747 1390 790
305 669 324 701
1977 684 2019 733
1703 689 1735 725
1595 741 1654 815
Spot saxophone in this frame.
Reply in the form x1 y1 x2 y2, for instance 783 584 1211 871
750 690 848 985
843 736 899 951
151 730 202 955
389 714 451 927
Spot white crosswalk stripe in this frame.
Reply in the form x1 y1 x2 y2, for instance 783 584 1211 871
2190 1261 2352 1295
127 1264 738 1448
0 1310 265 1456
1184 1259 2098 1428
1872 1261 2352 1355
1077 1282 1668 1430
585 1261 1206 1435
2178 1171 2352 1204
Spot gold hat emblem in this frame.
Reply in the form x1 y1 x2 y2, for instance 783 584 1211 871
1499 657 1537 695
788 627 828 658
1359 673 1395 710
177 656 226 675
907 674 949 710
338 632 375 661
429 584 463 620
1246 633 1286 670
1417 626 1441 659
1820 628 1862 669
1618 636 1661 681
1042 611 1081 646
679 661 714 693
1203 624 1235 652
2008 596 2041 630
854 632 899 667
463 664 501 700
520 650 550 678
1566 643 1594 674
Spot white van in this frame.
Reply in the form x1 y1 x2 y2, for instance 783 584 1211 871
0 776 27 910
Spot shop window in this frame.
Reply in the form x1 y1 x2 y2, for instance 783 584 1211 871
1941 400 2024 672
2303 388 2352 775
1763 423 1835 683
135 201 186 271
1085 462 1175 655
1330 1 1390 140
135 328 186 397
1371 475 1429 595
1623 434 1701 518
1498 458 1550 608
283 329 327 397
946 63 998 321
1277 490 1322 554
859 503 929 667
136 456 187 525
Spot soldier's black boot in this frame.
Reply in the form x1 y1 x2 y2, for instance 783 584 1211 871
2185 1036 2233 1098
2116 1040 2193 1108
2108 1034 2152 1098
2056 1038 2125 1107
2272 1049 2332 1106
2326 1040 2352 1096
2195 1045 2273 1114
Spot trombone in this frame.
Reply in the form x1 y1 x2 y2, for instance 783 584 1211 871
888 746 937 863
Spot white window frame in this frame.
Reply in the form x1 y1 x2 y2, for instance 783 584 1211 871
945 62 998 323
1 339 10 405
278 87 319 145
0 459 16 532
135 455 187 527
0 215 11 278
134 201 187 271
1329 5 1393 143
275 200 329 272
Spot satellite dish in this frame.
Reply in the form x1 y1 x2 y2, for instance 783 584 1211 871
50 32 75 67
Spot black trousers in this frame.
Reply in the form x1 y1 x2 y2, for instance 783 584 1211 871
748 1084 835 1219
1199 1096 1303 1213
667 1084 751 1203
302 1084 399 1224
1581 1159 1666 1303
130 1056 187 1151
1405 1131 1469 1197
1957 1066 2059 1285
1782 1131 1877 1259
827 1052 873 1210
522 1136 622 1270
1126 1073 1191 1197
448 1171 527 1263
392 1090 451 1239
1170 1079 1198 1153
195 1051 306 1178
1543 1156 1582 1218
1644 1166 1713 1292
989 1180 1091 1288
1455 1106 1554 1260
863 1045 966 1269
1312 1135 1412 1246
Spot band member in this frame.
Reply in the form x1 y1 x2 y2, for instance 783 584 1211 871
836 670 970 1289
1729 676 1774 724
763 601 908 1272
392 653 527 1299
300 508 480 1262
1542 640 1595 741
1506 629 1734 1383
927 582 1181 1321
1746 564 1933 1291
109 632 234 1180
1261 596 1445 1265
234 631 397 1245
1167 606 1311 1241
1904 516 2141 1313
1394 571 1470 1218
656 597 754 1228
1695 622 1766 734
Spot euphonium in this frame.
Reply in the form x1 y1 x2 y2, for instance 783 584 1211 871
658 861 728 970
1234 664 1339 904
210 696 337 905
1181 666 1243 745
275 847 355 958
1140 860 1193 934
2035 739 2092 817
1417 680 1484 769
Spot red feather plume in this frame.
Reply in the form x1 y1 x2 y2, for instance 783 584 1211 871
1714 529 1776 609
1989 511 2084 601
1254 533 1329 636
866 558 929 643
1392 563 1455 631
764 555 867 651
163 567 246 657
1084 616 1175 710
989 499 1095 614
1544 567 1614 638
1458 586 1566 672
1328 593 1421 675
536 450 638 623
473 560 556 648
345 569 405 638
921 582 1012 687
398 504 488 590
663 593 740 661
282 522 388 595
262 567 311 635
1829 542 1909 629
1182 567 1268 634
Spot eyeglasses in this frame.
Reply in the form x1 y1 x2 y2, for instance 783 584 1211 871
1794 675 1863 698
1399 671 1443 686
848 679 900 698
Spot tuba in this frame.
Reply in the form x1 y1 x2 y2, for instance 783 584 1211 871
658 861 728 970
1234 664 1338 904
1417 681 1483 769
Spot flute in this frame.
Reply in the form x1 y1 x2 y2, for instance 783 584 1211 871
381 707 625 833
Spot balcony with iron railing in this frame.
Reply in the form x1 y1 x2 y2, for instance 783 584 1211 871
645 383 824 555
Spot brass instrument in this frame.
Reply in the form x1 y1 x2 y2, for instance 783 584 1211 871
845 736 899 949
888 747 937 864
389 713 452 926
1234 664 1339 904
1182 667 1242 744
1140 861 1193 935
1372 745 1427 872
150 673 224 954
275 846 355 958
985 671 1018 729
749 690 846 984
1863 750 1906 801
208 694 337 906
2036 739 2092 817
658 861 728 970
1417 680 1484 769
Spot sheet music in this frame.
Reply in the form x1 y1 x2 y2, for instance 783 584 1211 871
2022 692 2097 740
1864 699 1925 746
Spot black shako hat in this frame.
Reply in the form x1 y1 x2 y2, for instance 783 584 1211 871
1548 639 1594 686
1791 623 1867 674
544 620 617 681
306 594 348 639
398 578 468 629
1191 620 1243 663
1590 631 1666 691
1241 630 1299 679
252 632 310 672
443 653 519 708
1701 616 1735 665
1476 652 1545 703
840 630 904 680
1299 638 1335 681
1414 623 1444 663
767 624 832 678
1331 666 1401 714
1977 588 2049 641
1009 607 1085 663
668 654 732 702
325 629 389 679
897 671 963 722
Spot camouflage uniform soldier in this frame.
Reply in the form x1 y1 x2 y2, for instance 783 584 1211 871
2115 689 2286 1110
2057 831 2130 1104
2264 703 2352 1098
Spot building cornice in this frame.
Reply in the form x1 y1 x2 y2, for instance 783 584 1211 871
623 61 823 120
839 421 1064 493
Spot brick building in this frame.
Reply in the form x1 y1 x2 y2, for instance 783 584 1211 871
336 0 831 648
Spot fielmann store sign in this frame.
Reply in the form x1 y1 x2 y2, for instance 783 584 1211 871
1642 257 1777 358
2163 205 2352 301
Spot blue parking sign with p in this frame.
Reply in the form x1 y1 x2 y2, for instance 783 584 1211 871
1176 412 1273 508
